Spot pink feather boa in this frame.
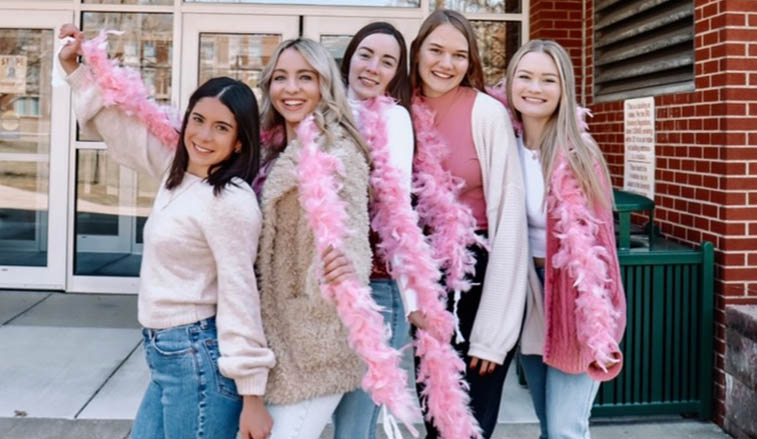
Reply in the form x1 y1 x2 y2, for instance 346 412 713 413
359 97 481 439
79 31 180 148
410 96 487 293
487 81 620 370
548 156 621 370
293 117 420 433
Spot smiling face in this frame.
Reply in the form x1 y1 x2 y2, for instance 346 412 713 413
347 32 401 101
510 51 562 124
183 96 240 177
417 23 469 98
269 47 321 139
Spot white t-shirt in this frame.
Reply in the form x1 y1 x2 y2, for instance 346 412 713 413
517 136 547 258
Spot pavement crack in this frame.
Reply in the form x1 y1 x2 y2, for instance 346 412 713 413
74 338 142 419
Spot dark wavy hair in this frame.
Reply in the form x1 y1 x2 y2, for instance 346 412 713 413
340 22 411 109
165 77 260 196
409 9 485 94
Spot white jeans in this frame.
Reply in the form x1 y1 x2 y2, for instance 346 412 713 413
268 393 344 439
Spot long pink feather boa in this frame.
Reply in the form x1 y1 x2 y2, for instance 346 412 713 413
548 156 621 370
410 96 487 294
359 97 481 439
487 81 620 369
79 30 180 148
293 117 420 434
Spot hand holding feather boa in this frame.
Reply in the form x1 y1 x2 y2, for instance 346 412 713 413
359 97 482 439
79 30 180 148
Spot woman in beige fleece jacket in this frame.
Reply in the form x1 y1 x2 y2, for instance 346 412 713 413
253 38 373 439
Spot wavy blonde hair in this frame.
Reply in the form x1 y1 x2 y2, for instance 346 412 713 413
506 39 612 208
259 38 370 165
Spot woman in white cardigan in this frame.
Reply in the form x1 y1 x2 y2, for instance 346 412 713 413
407 9 528 438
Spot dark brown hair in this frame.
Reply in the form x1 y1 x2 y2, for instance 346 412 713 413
340 22 411 109
409 9 485 94
165 77 260 196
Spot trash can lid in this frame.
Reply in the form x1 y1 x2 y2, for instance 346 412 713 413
613 189 655 212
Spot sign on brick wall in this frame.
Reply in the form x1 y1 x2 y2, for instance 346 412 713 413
623 97 655 200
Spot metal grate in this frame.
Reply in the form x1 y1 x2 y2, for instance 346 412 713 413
594 0 695 102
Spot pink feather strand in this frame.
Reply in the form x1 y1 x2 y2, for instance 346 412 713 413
294 116 420 434
359 97 481 439
79 31 180 148
410 96 487 294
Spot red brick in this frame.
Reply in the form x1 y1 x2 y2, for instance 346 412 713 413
751 44 757 57
703 202 719 217
721 206 757 221
749 254 757 266
711 161 746 175
711 220 746 235
724 28 757 42
722 268 757 282
712 42 747 58
726 1 757 12
711 190 747 205
725 132 746 145
721 237 757 251
722 118 755 130
723 88 757 101
722 177 757 190
724 148 757 160
724 57 757 71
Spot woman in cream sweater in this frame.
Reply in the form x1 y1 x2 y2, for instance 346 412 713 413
408 9 528 438
59 24 275 439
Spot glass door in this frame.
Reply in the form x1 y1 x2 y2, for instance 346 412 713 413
180 13 300 109
302 16 420 67
0 10 72 290
67 10 173 294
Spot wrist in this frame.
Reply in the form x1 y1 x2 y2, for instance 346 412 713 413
61 59 79 75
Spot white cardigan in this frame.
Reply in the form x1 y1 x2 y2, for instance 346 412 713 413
466 92 529 364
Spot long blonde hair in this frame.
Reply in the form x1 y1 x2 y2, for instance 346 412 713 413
259 38 370 165
506 39 612 208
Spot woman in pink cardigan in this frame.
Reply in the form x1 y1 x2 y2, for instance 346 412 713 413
505 39 627 439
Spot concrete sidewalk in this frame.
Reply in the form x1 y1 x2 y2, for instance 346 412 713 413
0 290 732 439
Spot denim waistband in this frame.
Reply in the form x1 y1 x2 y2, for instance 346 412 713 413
142 316 216 339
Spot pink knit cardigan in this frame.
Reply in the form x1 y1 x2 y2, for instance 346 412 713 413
543 156 626 381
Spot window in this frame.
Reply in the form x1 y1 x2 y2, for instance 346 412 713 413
594 0 694 102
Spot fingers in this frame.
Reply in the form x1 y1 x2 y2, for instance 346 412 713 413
469 357 497 375
59 23 82 40
322 263 352 285
321 246 354 285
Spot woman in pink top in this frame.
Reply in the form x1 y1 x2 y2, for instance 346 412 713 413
507 39 626 439
408 9 528 438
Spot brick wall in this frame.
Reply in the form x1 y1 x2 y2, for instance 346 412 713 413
530 0 757 426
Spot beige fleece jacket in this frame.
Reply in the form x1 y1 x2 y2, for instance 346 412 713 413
257 125 371 404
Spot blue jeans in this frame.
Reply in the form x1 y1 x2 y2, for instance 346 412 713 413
520 266 600 439
332 279 410 439
131 317 242 439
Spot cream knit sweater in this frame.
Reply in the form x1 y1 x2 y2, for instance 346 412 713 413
467 92 529 364
67 66 275 395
